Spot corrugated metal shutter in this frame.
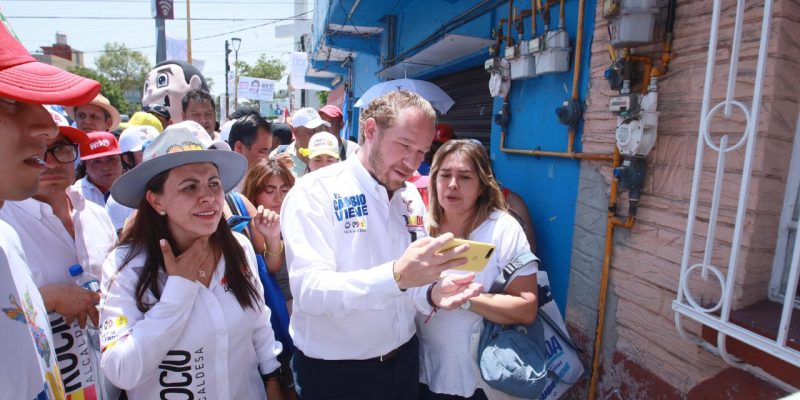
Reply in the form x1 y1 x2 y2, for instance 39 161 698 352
430 66 493 144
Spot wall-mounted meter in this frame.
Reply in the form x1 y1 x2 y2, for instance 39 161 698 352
485 57 511 98
534 29 571 75
604 0 659 47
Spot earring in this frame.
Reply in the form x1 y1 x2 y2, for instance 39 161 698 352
159 210 166 216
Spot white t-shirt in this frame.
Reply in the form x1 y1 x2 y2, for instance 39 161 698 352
72 176 107 207
0 219 65 400
99 233 282 399
416 210 537 398
0 189 118 399
281 157 433 360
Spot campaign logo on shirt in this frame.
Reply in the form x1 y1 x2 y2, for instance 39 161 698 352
2 292 65 399
402 197 426 242
158 348 207 398
100 315 129 353
333 192 368 234
51 315 101 396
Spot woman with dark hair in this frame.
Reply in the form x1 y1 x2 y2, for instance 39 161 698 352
417 140 539 400
99 124 283 399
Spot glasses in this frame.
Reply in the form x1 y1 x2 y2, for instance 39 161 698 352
44 143 79 163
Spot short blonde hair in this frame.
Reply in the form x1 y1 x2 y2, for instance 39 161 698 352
358 90 437 139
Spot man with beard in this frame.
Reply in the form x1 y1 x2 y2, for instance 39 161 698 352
280 90 482 399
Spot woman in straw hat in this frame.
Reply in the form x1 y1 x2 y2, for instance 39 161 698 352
98 123 284 399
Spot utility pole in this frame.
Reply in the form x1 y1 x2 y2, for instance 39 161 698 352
186 0 192 63
225 40 231 116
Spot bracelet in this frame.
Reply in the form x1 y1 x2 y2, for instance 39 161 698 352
424 281 439 324
263 240 284 257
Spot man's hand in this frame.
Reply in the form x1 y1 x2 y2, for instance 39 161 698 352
393 232 469 290
253 205 282 240
40 284 100 328
431 274 483 310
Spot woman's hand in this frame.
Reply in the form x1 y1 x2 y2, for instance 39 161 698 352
160 238 208 282
253 205 282 240
273 152 294 171
430 274 483 310
40 284 100 328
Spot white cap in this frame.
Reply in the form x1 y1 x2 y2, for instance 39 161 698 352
308 131 340 160
171 120 232 151
290 107 331 129
119 125 159 153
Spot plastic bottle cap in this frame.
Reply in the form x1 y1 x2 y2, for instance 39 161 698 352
68 264 84 277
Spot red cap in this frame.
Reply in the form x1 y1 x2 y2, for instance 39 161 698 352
319 104 343 120
0 23 100 106
434 124 454 143
79 131 121 161
48 108 87 144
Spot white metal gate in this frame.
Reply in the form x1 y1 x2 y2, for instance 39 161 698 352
671 0 800 384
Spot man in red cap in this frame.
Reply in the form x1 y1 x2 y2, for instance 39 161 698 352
0 110 119 400
0 17 101 400
319 104 360 161
73 132 123 206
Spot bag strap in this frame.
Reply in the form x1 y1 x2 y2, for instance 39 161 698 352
226 192 253 238
489 250 540 294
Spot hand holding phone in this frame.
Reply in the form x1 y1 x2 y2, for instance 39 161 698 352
438 238 495 272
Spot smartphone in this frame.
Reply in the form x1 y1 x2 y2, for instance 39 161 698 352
438 238 495 272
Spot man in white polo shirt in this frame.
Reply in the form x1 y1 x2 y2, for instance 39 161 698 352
0 110 119 399
0 18 101 399
281 90 482 399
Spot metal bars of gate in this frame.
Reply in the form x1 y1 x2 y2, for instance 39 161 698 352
671 0 800 375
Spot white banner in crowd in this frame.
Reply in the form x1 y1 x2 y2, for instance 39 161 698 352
166 35 204 72
237 76 276 101
289 51 309 88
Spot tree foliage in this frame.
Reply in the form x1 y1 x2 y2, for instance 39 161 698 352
236 55 286 80
94 42 152 94
67 65 130 115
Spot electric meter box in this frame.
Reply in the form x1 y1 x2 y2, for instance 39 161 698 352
607 0 659 48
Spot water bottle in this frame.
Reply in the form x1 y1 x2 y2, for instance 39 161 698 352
69 264 101 350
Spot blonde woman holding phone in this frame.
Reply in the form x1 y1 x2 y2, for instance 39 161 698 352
417 140 539 400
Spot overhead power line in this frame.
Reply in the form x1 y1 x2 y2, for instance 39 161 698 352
71 10 312 53
7 16 310 21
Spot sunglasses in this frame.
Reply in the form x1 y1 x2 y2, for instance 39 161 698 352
44 143 79 164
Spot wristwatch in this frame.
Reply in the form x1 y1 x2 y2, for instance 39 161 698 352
460 299 472 311
392 262 406 292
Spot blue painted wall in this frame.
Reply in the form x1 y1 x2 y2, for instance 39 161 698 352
314 0 598 311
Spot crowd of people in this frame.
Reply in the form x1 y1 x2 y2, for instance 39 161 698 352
0 18 542 400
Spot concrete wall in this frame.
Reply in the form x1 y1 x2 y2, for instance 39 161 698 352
567 0 800 395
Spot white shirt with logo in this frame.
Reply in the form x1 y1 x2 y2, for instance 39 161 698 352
416 211 536 399
0 187 119 399
99 233 282 400
0 219 65 400
281 157 433 360
72 176 107 207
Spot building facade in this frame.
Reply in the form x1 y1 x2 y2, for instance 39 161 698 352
306 0 799 397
